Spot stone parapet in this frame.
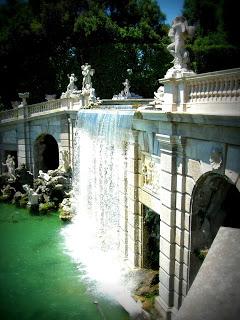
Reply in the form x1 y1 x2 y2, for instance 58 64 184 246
158 67 240 115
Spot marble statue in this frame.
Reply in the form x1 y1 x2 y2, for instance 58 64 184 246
209 148 223 169
23 184 39 206
45 94 56 101
122 79 131 98
59 150 71 172
165 16 195 78
18 92 29 107
80 63 102 107
11 101 20 108
154 85 164 101
67 73 78 92
112 73 142 100
2 154 16 180
38 170 51 182
149 85 165 108
60 64 101 107
61 73 81 98
81 63 95 91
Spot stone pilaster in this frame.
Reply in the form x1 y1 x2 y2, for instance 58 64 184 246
155 133 187 319
17 106 33 172
125 130 141 267
68 114 77 168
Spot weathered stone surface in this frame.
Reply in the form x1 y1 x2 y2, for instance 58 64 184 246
225 145 240 184
175 227 240 320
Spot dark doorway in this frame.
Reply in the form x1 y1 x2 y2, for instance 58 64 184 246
142 205 160 270
190 173 240 286
34 134 59 174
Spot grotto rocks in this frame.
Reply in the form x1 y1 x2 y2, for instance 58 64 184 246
0 163 73 220
129 269 159 316
59 197 74 221
15 164 33 188
0 184 16 202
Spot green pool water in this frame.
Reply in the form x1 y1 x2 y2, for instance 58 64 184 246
0 203 129 320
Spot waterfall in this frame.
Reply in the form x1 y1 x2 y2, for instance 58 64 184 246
61 109 148 318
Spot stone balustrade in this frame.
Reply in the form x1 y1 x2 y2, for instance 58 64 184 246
0 98 80 124
27 99 62 116
1 68 240 124
185 68 240 104
160 68 240 115
0 108 18 122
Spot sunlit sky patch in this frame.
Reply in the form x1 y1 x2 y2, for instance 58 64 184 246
157 0 184 25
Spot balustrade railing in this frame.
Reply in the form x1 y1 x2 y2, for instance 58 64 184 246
185 69 240 104
0 108 18 122
0 98 74 123
27 99 62 116
1 68 240 123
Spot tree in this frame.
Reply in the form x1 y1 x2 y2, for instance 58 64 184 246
183 0 240 73
0 0 170 108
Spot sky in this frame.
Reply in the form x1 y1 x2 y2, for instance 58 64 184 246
157 0 184 24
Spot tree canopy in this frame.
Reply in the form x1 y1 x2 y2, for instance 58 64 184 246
0 0 239 109
183 0 240 73
0 0 170 108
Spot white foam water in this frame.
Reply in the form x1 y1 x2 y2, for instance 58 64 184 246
61 109 149 319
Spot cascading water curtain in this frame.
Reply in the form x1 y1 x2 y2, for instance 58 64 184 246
74 110 133 253
63 109 134 288
62 109 148 318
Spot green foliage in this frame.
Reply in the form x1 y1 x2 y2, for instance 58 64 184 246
194 248 208 261
183 0 239 72
188 43 240 74
39 201 56 215
0 0 168 107
0 0 238 106
143 206 160 270
19 194 28 208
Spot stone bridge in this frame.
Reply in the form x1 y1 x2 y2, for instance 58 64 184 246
1 67 240 319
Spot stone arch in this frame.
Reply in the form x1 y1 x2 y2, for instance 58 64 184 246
189 172 240 286
34 134 59 174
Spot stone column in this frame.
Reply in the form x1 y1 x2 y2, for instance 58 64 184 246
160 78 178 112
17 105 33 172
155 133 187 319
60 114 71 163
159 77 189 113
124 130 141 267
67 115 75 167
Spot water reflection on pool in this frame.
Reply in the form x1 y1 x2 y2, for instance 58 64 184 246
0 203 129 320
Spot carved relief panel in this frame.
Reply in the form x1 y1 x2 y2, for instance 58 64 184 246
141 152 161 195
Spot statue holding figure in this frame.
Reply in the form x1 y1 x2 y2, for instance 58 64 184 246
112 69 142 100
166 16 195 77
81 63 95 91
2 154 16 180
59 150 71 172
61 72 81 98
23 184 39 206
18 92 29 107
67 73 78 92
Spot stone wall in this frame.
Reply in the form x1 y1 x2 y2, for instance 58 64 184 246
133 111 240 319
1 68 240 320
0 111 77 176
